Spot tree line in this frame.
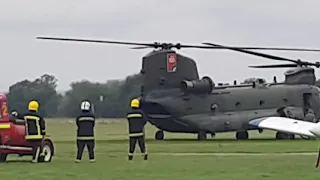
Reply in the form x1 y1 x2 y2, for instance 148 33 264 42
6 74 142 118
5 74 293 118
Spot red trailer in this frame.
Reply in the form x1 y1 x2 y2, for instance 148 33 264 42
0 94 54 162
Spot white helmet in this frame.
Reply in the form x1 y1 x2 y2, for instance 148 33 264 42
11 111 18 117
80 100 91 111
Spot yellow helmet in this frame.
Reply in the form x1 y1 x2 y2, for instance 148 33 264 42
28 100 39 111
130 98 140 108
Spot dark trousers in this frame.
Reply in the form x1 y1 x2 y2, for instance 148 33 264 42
29 139 43 162
129 136 147 155
76 140 95 160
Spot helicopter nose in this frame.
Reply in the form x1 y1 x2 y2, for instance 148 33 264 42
309 123 320 137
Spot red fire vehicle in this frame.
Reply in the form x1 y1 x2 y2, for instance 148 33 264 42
0 94 54 162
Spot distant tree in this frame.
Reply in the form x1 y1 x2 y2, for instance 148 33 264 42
7 72 144 118
60 80 117 117
60 73 142 118
116 73 143 116
7 74 62 117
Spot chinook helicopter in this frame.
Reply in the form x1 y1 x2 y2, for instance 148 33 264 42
36 36 320 140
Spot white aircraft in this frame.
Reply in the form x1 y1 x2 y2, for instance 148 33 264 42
249 116 320 167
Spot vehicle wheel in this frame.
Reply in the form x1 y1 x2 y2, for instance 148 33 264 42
155 130 164 140
38 141 53 163
197 131 207 140
236 131 249 140
0 153 7 162
276 132 288 140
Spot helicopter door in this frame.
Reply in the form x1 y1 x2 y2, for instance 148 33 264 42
303 93 312 115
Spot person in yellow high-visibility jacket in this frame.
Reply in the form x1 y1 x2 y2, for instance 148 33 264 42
23 100 46 163
127 98 148 160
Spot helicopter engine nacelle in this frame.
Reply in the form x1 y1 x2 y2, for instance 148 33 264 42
180 76 214 94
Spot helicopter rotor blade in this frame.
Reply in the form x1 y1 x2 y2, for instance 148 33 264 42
203 42 320 68
37 36 320 52
249 64 299 68
37 37 156 47
121 45 320 51
36 36 220 49
205 46 320 52
203 42 298 63
130 46 151 49
225 47 320 52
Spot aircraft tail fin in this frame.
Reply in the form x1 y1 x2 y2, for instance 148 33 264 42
141 50 200 94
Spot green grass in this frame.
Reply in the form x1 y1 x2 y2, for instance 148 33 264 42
1 118 320 180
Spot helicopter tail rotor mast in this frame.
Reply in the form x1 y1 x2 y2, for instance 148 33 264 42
36 36 320 52
202 42 320 69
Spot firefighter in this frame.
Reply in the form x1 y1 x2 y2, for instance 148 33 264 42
127 98 148 160
75 100 95 163
23 100 46 163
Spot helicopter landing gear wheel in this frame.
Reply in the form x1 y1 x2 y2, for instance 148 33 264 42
288 134 295 140
197 131 207 140
300 135 316 140
276 132 285 139
275 132 294 140
155 130 164 140
236 131 248 140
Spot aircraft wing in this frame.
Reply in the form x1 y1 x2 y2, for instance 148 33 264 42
249 117 320 137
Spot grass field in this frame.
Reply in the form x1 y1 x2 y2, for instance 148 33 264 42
1 118 320 180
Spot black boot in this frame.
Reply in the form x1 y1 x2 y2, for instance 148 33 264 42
128 155 133 160
144 154 148 160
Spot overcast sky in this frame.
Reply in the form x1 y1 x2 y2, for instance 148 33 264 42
1 0 320 92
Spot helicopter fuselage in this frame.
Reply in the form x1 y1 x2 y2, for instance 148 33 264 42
34 36 320 141
142 83 320 135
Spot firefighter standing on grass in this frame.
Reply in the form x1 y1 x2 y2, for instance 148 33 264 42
127 98 148 160
24 100 46 163
75 100 96 163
